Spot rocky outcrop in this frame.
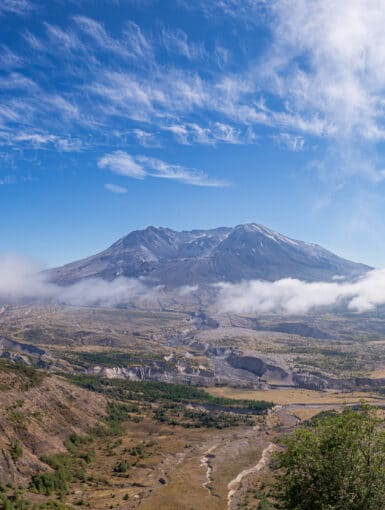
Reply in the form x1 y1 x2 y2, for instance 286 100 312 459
0 351 31 364
293 372 385 391
88 361 216 386
0 337 46 358
226 352 293 385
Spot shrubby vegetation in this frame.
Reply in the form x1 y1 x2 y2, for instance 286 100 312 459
90 401 141 437
62 349 175 369
10 441 23 462
66 374 273 430
68 375 273 413
30 398 141 497
67 374 273 430
273 404 385 510
5 368 272 504
0 360 44 390
31 451 87 496
0 489 71 509
113 460 130 473
155 402 254 428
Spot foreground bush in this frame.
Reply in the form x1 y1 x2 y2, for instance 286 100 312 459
274 404 385 510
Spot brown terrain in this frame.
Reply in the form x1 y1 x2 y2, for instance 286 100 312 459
2 303 385 508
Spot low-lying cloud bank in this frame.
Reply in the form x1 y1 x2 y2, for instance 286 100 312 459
3 254 385 314
217 270 385 314
0 255 159 307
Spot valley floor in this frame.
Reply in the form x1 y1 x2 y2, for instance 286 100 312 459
3 304 385 508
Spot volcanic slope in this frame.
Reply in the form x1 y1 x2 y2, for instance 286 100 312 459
50 223 370 286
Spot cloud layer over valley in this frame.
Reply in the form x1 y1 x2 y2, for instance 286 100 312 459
0 255 159 307
217 270 385 314
3 254 385 315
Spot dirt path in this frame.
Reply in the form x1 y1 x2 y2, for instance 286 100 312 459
227 442 278 510
200 444 219 493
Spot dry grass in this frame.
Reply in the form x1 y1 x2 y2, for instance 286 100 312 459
286 407 329 421
64 414 270 510
369 367 385 378
206 386 385 405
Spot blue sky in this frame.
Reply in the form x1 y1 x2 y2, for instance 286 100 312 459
2 0 385 267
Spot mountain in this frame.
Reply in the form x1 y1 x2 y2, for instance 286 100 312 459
49 223 371 286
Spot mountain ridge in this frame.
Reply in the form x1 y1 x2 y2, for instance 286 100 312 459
49 223 372 286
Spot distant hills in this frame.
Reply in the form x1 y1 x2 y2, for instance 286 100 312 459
49 224 371 286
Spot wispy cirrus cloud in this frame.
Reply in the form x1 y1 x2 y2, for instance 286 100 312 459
87 68 210 122
178 0 265 21
11 132 83 151
0 46 23 69
273 133 305 152
73 16 152 61
73 15 129 57
104 183 128 193
0 175 16 185
3 0 385 188
133 129 161 148
0 6 320 160
98 151 146 178
44 23 82 51
161 27 206 61
164 121 256 145
98 151 228 187
0 0 34 16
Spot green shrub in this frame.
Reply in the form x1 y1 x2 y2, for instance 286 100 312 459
10 441 23 461
31 453 86 496
274 403 385 510
113 460 130 473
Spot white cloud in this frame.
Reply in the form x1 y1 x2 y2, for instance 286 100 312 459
137 155 226 186
104 183 128 193
179 0 265 21
0 255 50 301
256 0 385 178
98 151 146 178
178 284 199 296
73 16 130 58
54 277 157 307
0 3 326 156
133 129 160 147
124 20 153 60
0 0 33 16
273 133 305 152
161 27 206 60
0 175 16 185
99 151 228 187
45 23 81 51
4 132 83 152
217 269 385 314
0 254 158 307
0 72 37 91
267 0 385 138
5 0 385 177
4 253 385 314
88 68 210 123
73 16 152 62
85 63 333 147
164 122 256 145
0 46 23 69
